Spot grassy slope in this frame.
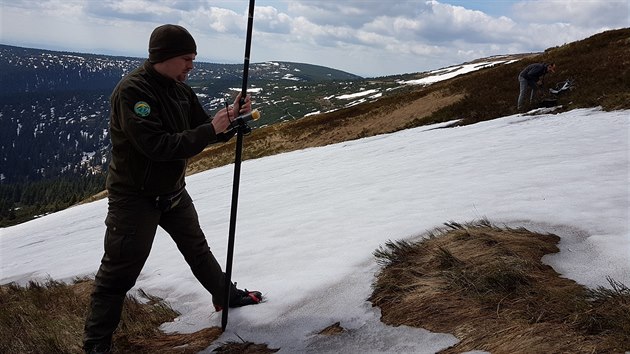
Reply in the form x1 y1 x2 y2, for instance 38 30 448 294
425 28 630 125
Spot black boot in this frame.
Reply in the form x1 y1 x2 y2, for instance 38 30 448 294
230 287 263 307
214 283 262 311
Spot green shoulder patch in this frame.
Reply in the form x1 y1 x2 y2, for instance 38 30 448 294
134 101 151 117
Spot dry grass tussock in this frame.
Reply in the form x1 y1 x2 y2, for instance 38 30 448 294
0 278 276 353
370 220 630 353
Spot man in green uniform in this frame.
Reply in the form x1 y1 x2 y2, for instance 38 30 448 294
83 24 262 354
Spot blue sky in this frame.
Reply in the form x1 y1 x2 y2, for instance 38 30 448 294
1 0 628 76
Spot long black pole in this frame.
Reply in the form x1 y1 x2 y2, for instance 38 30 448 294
222 0 256 332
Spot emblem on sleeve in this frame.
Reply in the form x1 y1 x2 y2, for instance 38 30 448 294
134 101 151 117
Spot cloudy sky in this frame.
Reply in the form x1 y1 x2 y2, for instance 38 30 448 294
1 0 628 77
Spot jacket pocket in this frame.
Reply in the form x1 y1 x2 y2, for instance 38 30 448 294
104 204 138 260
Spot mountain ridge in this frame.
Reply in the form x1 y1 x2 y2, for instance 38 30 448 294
0 44 362 95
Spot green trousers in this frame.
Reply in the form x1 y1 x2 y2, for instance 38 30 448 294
83 190 226 350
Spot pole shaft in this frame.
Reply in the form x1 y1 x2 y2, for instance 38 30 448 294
221 130 244 331
222 0 256 332
241 0 255 99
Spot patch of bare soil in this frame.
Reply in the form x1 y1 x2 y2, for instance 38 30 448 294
130 328 278 354
369 221 630 353
318 321 346 336
212 341 279 353
128 327 223 353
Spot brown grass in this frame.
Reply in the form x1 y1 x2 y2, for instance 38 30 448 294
0 278 278 353
318 322 346 336
212 341 279 353
370 220 630 353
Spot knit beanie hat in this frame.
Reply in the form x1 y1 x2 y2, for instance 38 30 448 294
148 24 197 63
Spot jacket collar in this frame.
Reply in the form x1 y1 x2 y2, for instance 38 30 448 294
143 60 177 87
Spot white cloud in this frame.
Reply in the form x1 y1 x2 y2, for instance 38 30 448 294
285 0 422 28
201 7 243 34
254 6 292 34
1 0 627 76
84 0 181 23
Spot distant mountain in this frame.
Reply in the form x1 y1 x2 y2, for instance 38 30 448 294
0 45 362 96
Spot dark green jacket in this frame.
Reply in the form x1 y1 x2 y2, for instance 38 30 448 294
106 60 220 196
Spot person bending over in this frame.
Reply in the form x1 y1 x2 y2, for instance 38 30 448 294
517 62 556 110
